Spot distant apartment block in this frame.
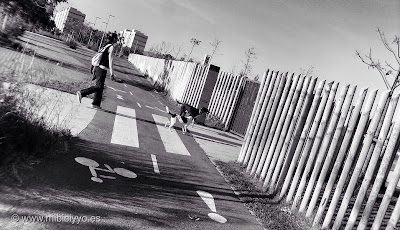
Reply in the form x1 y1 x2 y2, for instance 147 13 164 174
54 7 85 32
119 29 148 54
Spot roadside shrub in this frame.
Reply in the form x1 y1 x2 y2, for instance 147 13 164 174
35 30 62 41
205 114 225 131
3 18 26 38
65 39 77 49
0 56 71 182
121 46 131 57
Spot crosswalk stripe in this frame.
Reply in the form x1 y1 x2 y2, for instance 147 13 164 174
152 114 190 156
111 106 139 148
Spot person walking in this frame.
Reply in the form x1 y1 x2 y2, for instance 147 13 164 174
76 32 118 108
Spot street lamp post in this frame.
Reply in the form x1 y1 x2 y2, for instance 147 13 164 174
87 16 101 46
98 14 115 51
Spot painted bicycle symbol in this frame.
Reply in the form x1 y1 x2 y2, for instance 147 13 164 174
75 157 137 183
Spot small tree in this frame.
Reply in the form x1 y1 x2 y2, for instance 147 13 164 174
300 66 314 77
356 27 400 93
239 47 257 78
187 38 201 61
209 37 222 64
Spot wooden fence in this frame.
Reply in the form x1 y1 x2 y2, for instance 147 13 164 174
128 54 198 102
238 69 400 229
229 79 260 136
128 54 246 129
208 72 245 129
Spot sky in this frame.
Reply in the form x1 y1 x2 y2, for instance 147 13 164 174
56 0 400 91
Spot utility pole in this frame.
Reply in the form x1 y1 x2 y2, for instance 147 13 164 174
98 14 114 51
87 16 101 46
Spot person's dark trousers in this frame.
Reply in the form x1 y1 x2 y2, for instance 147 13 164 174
80 66 107 106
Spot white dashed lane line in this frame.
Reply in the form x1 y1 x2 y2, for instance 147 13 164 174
151 154 160 174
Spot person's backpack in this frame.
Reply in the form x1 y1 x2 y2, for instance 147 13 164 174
91 44 112 72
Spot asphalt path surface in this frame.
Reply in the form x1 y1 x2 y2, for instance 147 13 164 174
0 68 263 229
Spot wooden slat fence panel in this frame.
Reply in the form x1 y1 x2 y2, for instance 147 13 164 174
238 68 400 229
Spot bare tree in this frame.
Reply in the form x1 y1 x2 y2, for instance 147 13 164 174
209 37 222 63
173 44 183 60
300 66 314 77
239 47 257 78
187 38 201 61
229 63 237 75
356 27 400 92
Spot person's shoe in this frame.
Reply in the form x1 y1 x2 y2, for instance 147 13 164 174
76 91 82 103
91 104 101 109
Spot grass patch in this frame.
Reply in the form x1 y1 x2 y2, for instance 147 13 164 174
0 49 78 183
214 161 318 230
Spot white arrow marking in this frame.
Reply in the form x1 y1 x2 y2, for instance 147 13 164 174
116 94 124 100
196 190 227 223
197 190 217 212
107 86 126 93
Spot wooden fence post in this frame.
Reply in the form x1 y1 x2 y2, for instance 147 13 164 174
321 89 378 228
238 70 270 163
269 77 318 190
208 72 223 114
362 95 400 229
250 73 292 175
284 81 332 201
263 76 312 188
292 82 339 208
332 90 391 230
386 179 400 229
244 71 279 167
258 75 303 181
216 73 230 115
216 73 232 118
298 83 347 212
313 88 369 226
305 85 356 217
247 72 283 172
225 76 246 130
221 75 240 124
345 94 399 230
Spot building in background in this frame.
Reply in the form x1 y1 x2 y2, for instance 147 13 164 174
54 7 85 32
119 29 148 54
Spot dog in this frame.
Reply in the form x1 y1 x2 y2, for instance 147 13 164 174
176 101 209 127
165 106 191 134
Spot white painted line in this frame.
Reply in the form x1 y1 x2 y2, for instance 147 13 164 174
151 154 160 174
152 114 190 156
117 94 124 100
107 85 126 93
111 106 139 148
130 91 133 95
137 102 141 108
